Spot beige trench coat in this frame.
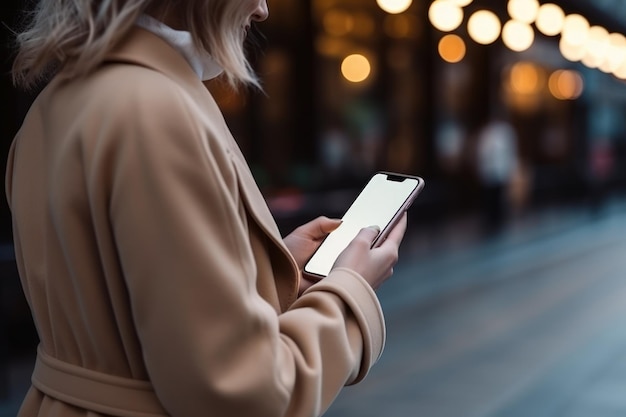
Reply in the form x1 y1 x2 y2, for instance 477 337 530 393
5 28 385 417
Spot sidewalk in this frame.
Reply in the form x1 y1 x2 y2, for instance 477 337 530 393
325 195 626 417
384 195 626 311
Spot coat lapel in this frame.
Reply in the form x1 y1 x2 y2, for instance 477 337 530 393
105 28 301 309
229 148 301 310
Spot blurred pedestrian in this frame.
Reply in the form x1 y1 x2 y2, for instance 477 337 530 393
6 1 407 416
475 117 518 234
588 138 615 215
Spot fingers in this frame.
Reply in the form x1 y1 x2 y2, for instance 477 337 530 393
306 216 342 240
317 216 343 235
330 215 408 290
302 216 342 241
289 216 342 241
357 226 380 243
381 213 407 246
355 225 381 246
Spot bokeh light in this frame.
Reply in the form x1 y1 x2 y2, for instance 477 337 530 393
377 0 413 14
315 36 349 58
561 14 590 46
507 0 540 24
582 25 610 69
384 14 420 39
351 13 376 38
438 34 467 63
548 69 584 100
322 10 354 37
614 61 626 79
535 3 565 36
559 37 586 62
600 33 626 74
502 20 535 52
468 10 502 45
510 61 541 95
341 54 372 83
429 0 464 33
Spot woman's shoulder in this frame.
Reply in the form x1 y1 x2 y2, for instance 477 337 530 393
66 63 212 138
88 63 194 111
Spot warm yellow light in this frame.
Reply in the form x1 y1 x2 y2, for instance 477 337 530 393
351 13 376 38
559 37 585 62
582 25 610 69
428 0 464 32
468 10 501 45
510 62 541 94
614 61 626 79
599 33 626 73
377 0 412 14
323 10 354 37
507 0 539 24
315 35 350 58
502 20 535 52
452 0 473 6
384 14 419 39
438 34 466 63
535 3 565 36
562 14 590 46
341 54 372 83
548 70 583 100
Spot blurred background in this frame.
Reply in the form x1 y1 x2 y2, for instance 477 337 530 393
3 0 626 416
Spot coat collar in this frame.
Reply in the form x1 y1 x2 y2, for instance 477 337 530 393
134 14 224 81
105 28 205 94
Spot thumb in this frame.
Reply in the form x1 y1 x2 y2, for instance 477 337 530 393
356 225 381 244
319 217 343 234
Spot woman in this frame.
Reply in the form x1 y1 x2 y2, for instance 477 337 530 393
7 0 407 416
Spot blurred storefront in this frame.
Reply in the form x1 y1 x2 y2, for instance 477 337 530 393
2 2 626 245
3 0 626 235
202 0 626 231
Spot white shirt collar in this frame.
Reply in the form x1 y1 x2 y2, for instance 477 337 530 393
135 14 224 81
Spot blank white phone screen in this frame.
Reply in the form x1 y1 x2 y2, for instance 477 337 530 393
305 174 419 277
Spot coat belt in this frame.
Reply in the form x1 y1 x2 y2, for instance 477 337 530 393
32 345 168 417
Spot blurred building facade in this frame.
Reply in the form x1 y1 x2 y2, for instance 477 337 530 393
4 0 626 236
207 0 626 228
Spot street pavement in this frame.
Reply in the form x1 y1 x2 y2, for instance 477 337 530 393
2 200 626 417
324 201 626 417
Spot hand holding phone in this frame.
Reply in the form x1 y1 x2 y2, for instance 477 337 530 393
304 172 424 279
333 213 408 289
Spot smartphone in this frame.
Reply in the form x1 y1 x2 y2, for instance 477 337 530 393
304 172 425 278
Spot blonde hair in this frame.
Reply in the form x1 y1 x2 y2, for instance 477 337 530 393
12 0 260 90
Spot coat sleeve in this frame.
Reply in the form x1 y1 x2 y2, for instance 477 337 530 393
98 81 385 417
